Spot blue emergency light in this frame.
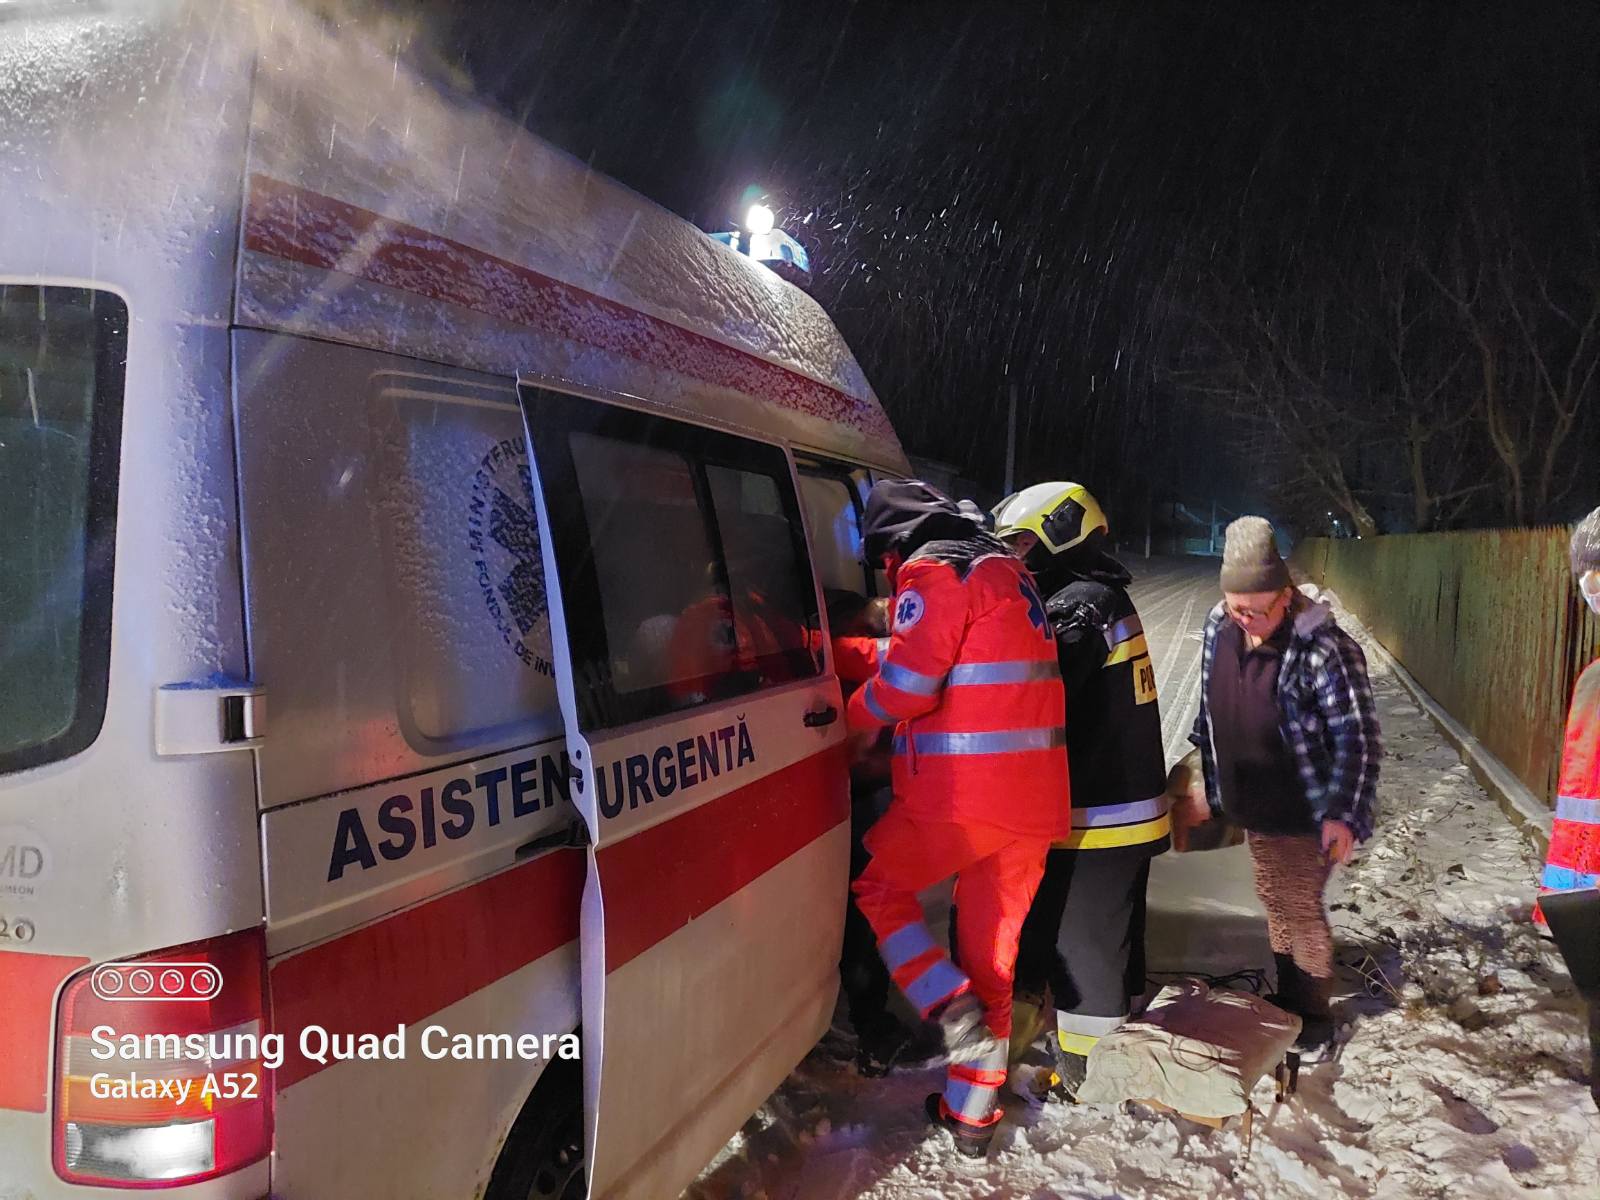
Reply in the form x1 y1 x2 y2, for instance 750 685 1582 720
710 204 812 286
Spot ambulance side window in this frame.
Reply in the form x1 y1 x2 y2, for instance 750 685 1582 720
569 435 721 701
0 287 126 776
796 468 873 597
537 394 821 730
704 463 819 689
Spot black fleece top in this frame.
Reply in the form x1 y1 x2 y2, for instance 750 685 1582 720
1207 616 1316 834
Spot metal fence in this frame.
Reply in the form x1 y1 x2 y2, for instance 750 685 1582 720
1296 529 1600 808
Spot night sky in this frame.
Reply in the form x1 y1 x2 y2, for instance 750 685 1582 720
381 0 1599 536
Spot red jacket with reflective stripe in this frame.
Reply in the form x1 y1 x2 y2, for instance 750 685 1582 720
1538 656 1600 921
847 543 1071 839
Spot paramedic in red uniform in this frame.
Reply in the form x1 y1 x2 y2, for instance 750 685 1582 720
1536 505 1600 1108
847 479 1070 1157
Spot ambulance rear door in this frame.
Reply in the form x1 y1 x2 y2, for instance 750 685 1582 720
516 381 850 1200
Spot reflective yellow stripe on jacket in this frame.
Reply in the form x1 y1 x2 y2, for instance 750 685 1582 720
1054 803 1171 850
1056 816 1171 850
1054 612 1169 850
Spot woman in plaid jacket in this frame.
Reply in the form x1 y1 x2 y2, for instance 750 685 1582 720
1180 517 1382 1051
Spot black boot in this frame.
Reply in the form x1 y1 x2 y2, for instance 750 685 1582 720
1269 954 1335 1052
1266 952 1300 1013
1046 1040 1089 1104
924 1092 994 1159
1294 972 1336 1052
1295 1014 1336 1052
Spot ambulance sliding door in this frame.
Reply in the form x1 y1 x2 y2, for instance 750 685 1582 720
516 383 850 1200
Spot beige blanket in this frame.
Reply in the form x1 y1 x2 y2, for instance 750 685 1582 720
1075 981 1302 1119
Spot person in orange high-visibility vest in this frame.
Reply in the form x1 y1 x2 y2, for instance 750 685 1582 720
1537 507 1600 1109
848 479 1070 1158
1539 507 1600 919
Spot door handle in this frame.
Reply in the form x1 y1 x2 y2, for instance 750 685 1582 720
803 705 840 728
515 820 590 861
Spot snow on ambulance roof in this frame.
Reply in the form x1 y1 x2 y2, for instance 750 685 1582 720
238 8 905 470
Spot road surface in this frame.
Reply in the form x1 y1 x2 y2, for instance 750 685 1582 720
1127 556 1272 974
1125 555 1216 768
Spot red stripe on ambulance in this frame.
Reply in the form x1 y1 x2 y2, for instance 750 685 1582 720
242 174 891 438
271 849 585 1088
598 743 849 974
270 743 846 1086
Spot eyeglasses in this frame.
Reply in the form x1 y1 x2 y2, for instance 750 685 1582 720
1226 593 1289 622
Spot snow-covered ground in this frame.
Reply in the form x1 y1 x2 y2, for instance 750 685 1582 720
689 576 1599 1199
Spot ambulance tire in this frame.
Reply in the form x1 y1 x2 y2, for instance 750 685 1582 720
485 1056 586 1200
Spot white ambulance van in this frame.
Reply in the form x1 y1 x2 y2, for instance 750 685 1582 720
0 3 909 1196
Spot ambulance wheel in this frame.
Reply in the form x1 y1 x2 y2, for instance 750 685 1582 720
486 1058 586 1200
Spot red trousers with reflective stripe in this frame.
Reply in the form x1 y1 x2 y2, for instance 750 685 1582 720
853 807 1049 1041
943 1052 1009 1129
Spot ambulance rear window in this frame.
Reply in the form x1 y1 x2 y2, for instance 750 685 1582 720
0 286 126 775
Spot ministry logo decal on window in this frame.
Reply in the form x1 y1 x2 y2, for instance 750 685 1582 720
468 438 554 676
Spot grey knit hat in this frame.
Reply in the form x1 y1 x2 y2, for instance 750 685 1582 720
1573 505 1600 577
1220 516 1292 593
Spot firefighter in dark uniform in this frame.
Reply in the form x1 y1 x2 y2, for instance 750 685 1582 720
991 481 1171 1100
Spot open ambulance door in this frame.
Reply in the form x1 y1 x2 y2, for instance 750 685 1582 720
516 381 852 1200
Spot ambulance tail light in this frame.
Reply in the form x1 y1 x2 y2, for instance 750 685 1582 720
52 929 274 1188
